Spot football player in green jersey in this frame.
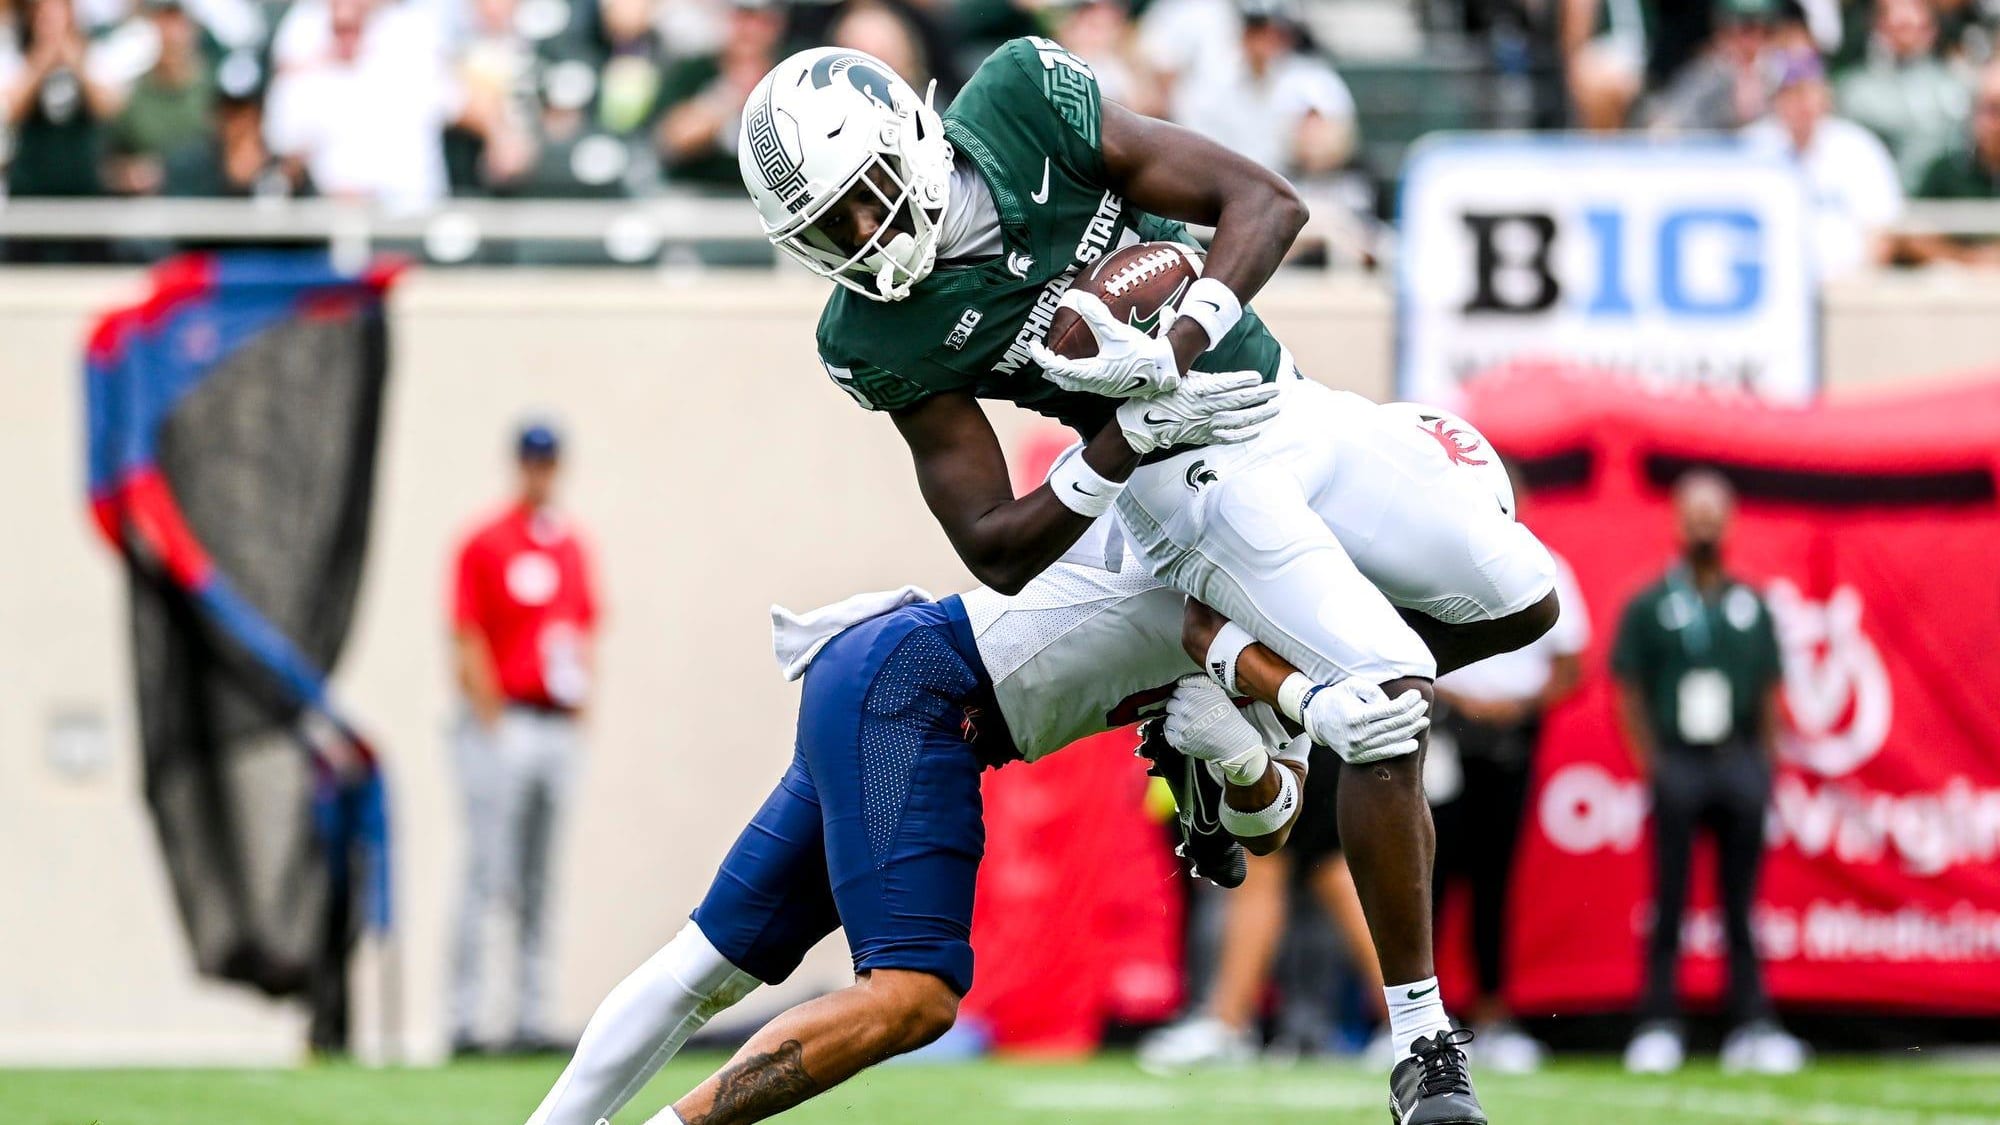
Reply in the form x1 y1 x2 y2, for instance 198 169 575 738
733 38 1570 1125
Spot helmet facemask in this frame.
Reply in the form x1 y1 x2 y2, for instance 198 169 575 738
759 75 952 301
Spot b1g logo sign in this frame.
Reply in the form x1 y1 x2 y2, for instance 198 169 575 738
1398 137 1817 404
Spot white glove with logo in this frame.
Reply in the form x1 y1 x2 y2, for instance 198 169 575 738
1028 290 1182 398
1163 674 1270 787
1301 676 1431 764
1115 370 1280 455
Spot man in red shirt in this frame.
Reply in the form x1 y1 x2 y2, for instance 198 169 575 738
449 422 600 1055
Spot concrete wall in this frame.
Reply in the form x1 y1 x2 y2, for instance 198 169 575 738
0 268 1992 1064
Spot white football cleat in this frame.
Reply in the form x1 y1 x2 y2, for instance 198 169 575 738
1472 1021 1547 1075
1136 1017 1258 1073
1721 1019 1809 1075
1623 1021 1685 1075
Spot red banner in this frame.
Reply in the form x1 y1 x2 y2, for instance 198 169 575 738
1464 368 2000 1014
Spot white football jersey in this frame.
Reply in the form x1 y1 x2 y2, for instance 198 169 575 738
959 522 1194 762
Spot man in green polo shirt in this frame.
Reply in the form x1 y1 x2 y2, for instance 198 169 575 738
1611 471 1804 1077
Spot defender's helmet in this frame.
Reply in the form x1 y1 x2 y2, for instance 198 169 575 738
738 47 953 302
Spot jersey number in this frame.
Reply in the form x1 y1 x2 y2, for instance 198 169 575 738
823 362 878 410
1027 36 1095 80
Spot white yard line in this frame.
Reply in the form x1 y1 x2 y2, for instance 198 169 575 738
1003 1076 1381 1113
1510 1076 2000 1125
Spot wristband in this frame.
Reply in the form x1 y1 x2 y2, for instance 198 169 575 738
1276 672 1314 725
1203 621 1258 694
1178 277 1244 350
1219 758 1300 838
1047 444 1124 518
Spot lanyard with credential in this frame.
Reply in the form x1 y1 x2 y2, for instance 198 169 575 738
1665 567 1712 661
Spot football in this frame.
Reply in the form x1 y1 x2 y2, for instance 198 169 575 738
1044 241 1204 360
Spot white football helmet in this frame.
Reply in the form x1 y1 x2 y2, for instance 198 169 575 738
738 47 953 301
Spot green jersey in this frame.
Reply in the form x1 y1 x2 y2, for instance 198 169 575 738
814 37 1284 436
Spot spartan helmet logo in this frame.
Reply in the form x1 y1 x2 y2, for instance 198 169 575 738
1766 579 1893 778
810 52 896 108
1184 460 1219 493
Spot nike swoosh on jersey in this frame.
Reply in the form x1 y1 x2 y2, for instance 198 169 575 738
1030 158 1051 205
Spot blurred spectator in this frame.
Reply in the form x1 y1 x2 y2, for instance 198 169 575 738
1046 0 1164 117
1564 0 1744 129
1904 58 2000 262
1429 502 1587 1076
655 0 783 188
1138 0 1237 105
1643 0 1783 132
3 0 128 197
829 0 929 89
594 0 666 138
450 0 542 189
106 0 211 196
265 0 480 210
1613 471 1804 1078
1172 0 1356 180
1917 55 2000 194
1138 748 1385 1069
449 421 600 1056
161 52 309 197
1836 0 1971 188
1744 49 1904 277
1561 0 1647 129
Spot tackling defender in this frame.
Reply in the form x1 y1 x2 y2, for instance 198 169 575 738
524 516 1427 1125
737 38 1559 1123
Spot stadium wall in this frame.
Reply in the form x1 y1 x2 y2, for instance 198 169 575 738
0 268 1991 1065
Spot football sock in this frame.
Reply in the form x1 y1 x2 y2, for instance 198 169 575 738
1383 977 1453 1065
526 923 759 1125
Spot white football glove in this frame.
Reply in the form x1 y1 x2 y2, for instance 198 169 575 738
1301 676 1430 764
1028 290 1182 398
1115 370 1280 455
1163 674 1270 787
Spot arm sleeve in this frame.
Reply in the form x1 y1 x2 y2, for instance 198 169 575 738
1753 595 1784 690
451 538 484 632
574 538 602 629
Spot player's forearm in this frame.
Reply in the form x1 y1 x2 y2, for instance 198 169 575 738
1182 598 1297 710
953 428 1142 594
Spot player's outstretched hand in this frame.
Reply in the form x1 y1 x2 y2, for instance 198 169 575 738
1302 676 1430 764
1030 290 1182 398
1114 370 1280 454
1163 674 1270 787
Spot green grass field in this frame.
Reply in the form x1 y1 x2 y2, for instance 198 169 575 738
6 1053 2000 1125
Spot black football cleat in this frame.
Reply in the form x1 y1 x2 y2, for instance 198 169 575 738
1136 717 1246 888
1389 1029 1487 1125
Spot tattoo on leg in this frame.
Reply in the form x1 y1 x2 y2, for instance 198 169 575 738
683 1039 819 1125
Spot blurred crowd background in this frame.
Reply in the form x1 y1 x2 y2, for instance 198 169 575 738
5 0 2000 267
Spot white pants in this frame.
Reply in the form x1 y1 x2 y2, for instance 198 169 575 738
452 706 579 1042
1116 373 1557 685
